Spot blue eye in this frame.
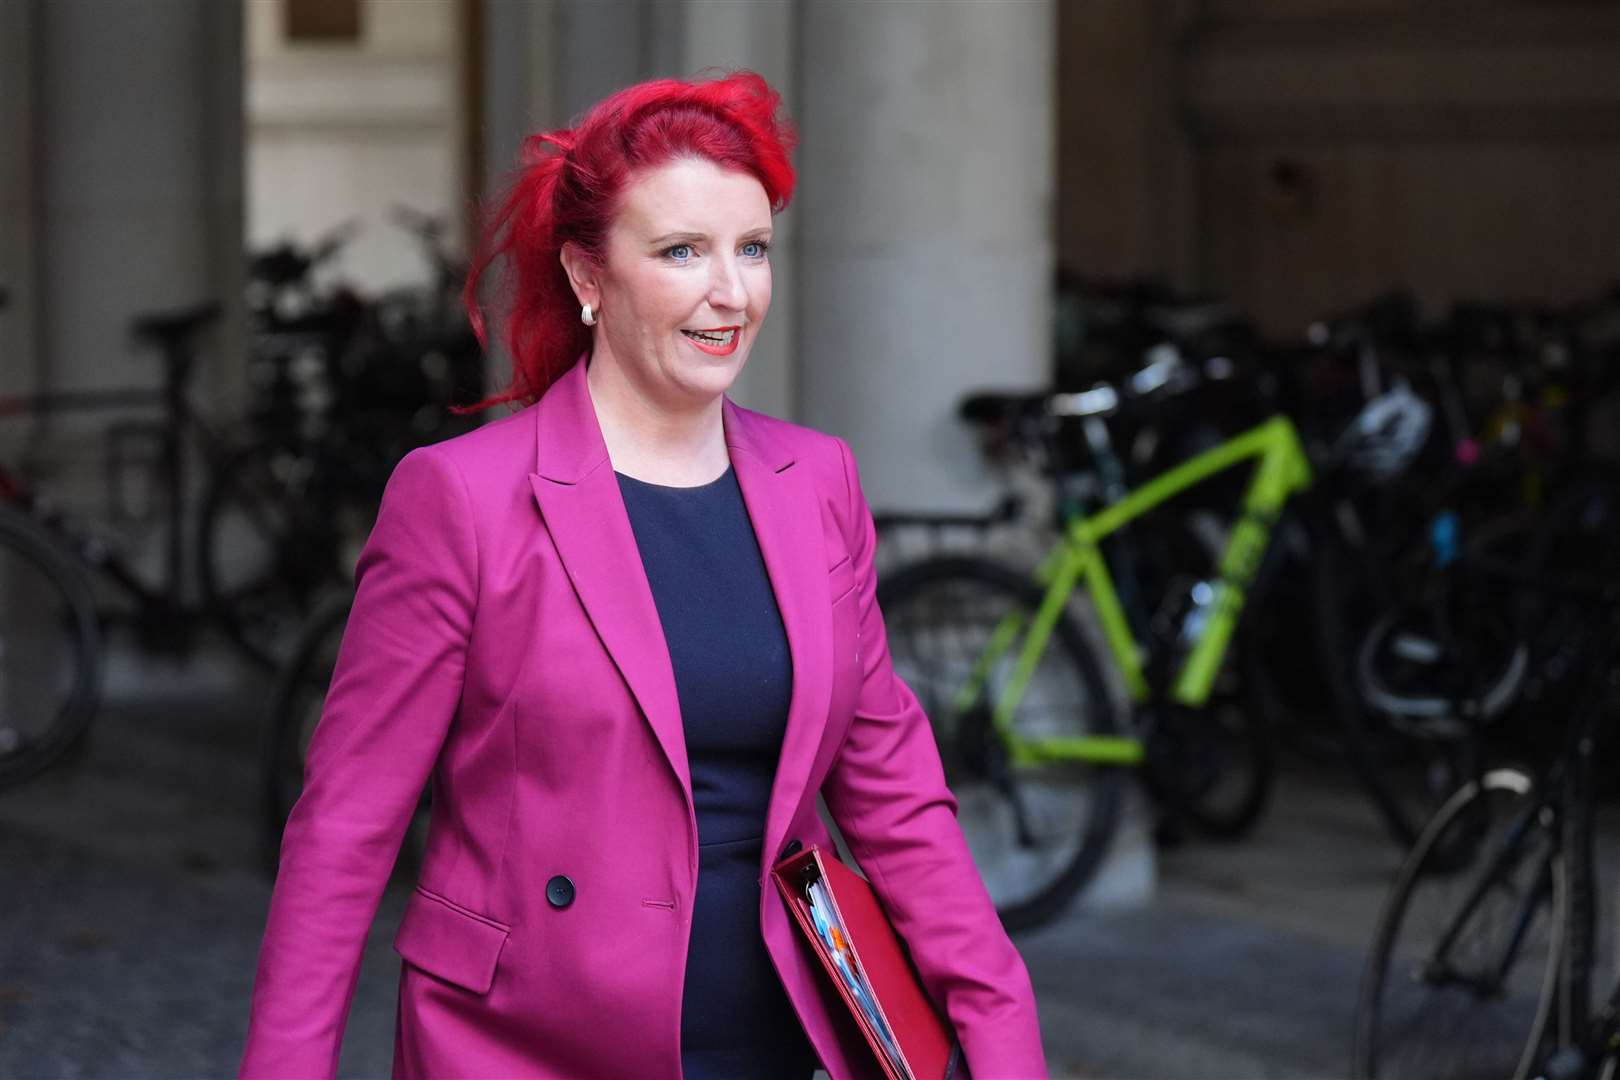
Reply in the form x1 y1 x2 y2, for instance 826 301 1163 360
741 241 768 258
664 244 693 262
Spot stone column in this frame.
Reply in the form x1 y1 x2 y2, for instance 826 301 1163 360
0 0 40 399
0 1 242 693
797 0 1055 513
35 0 244 485
557 0 654 123
33 0 243 630
680 0 798 421
480 0 560 397
481 0 560 180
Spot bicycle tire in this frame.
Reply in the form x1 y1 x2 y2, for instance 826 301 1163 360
1352 766 1582 1080
198 442 375 670
260 592 428 882
876 555 1126 931
260 592 352 875
0 505 102 790
1142 641 1277 839
1127 511 1275 839
1354 603 1528 733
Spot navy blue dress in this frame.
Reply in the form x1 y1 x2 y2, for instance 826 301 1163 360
617 466 820 1080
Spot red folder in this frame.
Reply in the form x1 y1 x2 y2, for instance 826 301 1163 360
772 846 964 1080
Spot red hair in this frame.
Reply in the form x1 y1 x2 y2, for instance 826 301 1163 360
462 70 797 410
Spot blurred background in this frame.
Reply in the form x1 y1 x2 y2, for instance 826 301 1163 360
3 1 1620 1077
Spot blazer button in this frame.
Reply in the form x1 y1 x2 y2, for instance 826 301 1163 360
781 839 803 860
545 875 576 909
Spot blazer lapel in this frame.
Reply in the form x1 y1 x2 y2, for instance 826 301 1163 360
528 359 690 802
725 400 836 870
524 360 837 851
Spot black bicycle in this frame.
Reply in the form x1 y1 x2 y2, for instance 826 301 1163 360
0 292 375 787
1 302 230 788
1352 481 1620 1080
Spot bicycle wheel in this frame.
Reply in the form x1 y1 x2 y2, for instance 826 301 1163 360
1141 641 1277 839
1308 501 1467 850
1353 766 1580 1080
1354 601 1528 736
260 593 427 881
199 442 376 670
261 592 351 875
0 505 102 789
1126 510 1274 839
876 556 1126 930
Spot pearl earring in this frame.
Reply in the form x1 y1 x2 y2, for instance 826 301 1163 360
581 303 596 326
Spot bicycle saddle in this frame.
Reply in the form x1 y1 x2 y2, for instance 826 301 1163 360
959 391 1049 426
131 301 223 349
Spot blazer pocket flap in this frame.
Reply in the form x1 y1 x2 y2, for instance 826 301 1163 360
393 887 510 994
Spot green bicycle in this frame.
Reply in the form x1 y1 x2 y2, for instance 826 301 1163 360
877 388 1377 930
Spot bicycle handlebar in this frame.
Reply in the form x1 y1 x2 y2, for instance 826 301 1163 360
250 219 360 288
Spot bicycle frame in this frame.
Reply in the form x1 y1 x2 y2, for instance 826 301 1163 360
0 383 238 612
1421 790 1558 995
957 414 1313 768
1375 564 1619 1078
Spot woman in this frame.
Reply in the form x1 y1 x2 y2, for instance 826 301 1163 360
239 72 1047 1080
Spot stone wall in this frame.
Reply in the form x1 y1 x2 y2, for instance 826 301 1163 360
1058 0 1620 335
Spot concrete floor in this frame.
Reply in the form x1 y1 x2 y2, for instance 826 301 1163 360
2 630 1615 1079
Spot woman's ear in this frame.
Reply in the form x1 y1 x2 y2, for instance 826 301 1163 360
558 242 600 311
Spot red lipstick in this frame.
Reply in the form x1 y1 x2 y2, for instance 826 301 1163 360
680 326 742 357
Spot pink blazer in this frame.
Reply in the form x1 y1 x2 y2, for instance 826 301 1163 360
239 357 1047 1079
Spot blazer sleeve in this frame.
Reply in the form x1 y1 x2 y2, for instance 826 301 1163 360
239 446 478 1079
820 438 1049 1080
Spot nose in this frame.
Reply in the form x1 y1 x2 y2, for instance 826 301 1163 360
707 252 747 316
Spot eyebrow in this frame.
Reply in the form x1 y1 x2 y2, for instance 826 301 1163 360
647 227 773 246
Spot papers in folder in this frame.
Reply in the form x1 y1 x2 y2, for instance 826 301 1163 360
805 878 912 1080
